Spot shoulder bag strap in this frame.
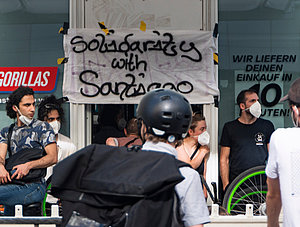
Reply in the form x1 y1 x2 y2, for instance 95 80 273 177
190 143 201 160
124 137 138 148
7 123 15 158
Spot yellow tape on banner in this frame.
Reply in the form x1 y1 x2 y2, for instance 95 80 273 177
57 58 68 65
140 21 146 31
98 22 110 35
58 27 64 34
213 53 218 65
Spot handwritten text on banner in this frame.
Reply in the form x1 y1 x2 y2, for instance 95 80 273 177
63 28 219 104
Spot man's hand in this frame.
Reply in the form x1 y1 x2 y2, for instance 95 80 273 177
0 164 11 184
267 177 281 227
11 163 31 180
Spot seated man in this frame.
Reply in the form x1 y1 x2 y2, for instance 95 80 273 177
106 118 142 147
38 95 77 205
0 86 57 216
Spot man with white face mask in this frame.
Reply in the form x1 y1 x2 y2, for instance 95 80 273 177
266 78 300 227
220 89 275 194
177 113 210 198
38 95 76 207
0 86 57 216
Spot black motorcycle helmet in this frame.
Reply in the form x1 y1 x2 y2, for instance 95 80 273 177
136 89 192 142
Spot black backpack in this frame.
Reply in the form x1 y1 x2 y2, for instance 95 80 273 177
5 123 46 185
50 144 189 227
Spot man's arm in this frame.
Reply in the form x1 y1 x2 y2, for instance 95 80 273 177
220 146 230 191
266 177 281 227
11 143 58 180
0 143 11 183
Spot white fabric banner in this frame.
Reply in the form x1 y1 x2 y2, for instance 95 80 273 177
63 28 219 104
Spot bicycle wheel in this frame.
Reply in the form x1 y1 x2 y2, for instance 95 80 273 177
222 165 267 215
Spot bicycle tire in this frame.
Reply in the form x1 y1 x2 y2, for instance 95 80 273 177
42 183 52 216
222 165 267 215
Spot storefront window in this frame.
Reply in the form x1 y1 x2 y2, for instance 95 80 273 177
0 1 69 135
219 0 300 137
91 104 203 144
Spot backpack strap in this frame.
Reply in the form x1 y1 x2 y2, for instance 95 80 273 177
176 159 192 169
173 159 190 227
124 137 138 148
127 145 143 152
7 123 15 158
190 143 201 160
172 192 185 227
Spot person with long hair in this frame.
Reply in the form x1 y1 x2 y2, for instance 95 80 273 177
176 113 210 197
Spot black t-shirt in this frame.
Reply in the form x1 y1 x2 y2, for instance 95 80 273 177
220 118 275 183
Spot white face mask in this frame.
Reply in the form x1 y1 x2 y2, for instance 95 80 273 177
15 106 33 126
291 107 299 127
196 131 210 146
246 101 261 118
49 120 61 134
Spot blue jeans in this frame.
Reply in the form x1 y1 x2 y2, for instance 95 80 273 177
0 180 46 216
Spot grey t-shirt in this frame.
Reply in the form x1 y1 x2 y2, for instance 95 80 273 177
142 141 210 226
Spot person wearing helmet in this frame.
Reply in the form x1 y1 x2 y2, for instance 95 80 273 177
137 89 210 227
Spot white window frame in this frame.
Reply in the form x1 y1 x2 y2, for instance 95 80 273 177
69 0 218 202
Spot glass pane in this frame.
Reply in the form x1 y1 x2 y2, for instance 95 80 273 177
0 1 69 135
91 104 202 144
219 0 300 137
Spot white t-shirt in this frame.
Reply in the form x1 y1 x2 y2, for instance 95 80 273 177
266 127 300 227
46 133 77 203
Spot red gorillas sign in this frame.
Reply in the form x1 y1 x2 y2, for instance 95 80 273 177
0 67 58 93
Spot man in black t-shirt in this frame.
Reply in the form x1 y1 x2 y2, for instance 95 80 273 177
220 89 275 192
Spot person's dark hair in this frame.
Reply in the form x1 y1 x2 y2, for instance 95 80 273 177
38 95 64 122
6 86 34 119
126 118 139 135
236 89 258 116
187 113 206 137
236 89 258 106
